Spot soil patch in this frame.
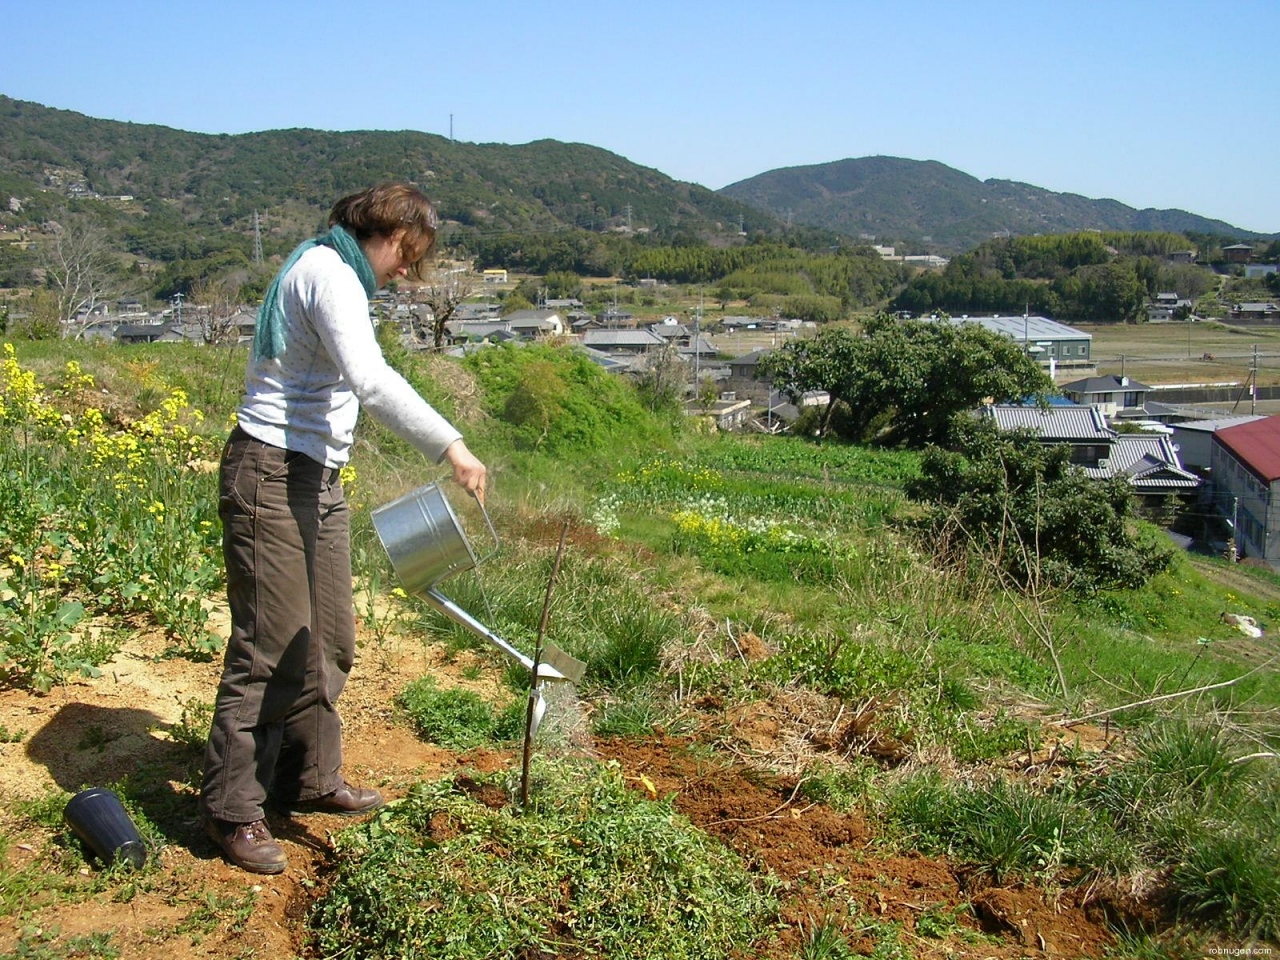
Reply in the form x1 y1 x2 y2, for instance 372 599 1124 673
595 736 1118 958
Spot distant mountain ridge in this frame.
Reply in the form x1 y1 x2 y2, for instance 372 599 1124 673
1 96 1272 260
720 156 1274 253
0 95 777 241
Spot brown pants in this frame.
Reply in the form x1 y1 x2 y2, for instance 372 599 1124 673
201 427 355 823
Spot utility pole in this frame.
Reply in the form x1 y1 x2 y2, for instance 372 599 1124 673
252 211 263 264
449 114 454 142
1227 496 1239 563
1252 344 1258 415
694 287 703 388
172 291 184 328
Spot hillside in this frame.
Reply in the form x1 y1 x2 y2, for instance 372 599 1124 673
720 155 1275 253
0 95 778 244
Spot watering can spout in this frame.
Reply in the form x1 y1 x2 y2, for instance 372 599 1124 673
422 588 586 684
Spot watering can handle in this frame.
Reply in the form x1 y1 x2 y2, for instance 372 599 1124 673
471 491 501 564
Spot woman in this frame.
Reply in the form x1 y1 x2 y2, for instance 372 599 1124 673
201 182 486 874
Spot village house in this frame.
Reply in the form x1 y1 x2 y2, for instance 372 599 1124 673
1231 302 1279 322
943 314 1092 372
985 403 1199 499
1146 292 1193 321
580 328 664 356
723 348 774 404
719 315 766 332
114 322 182 344
1210 415 1280 565
1094 433 1201 498
677 333 719 365
453 302 502 321
685 392 752 431
1170 415 1265 473
595 308 635 328
443 319 517 345
649 320 693 344
985 404 1115 469
1059 375 1152 419
504 309 565 339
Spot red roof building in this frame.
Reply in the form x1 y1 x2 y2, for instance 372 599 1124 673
1215 416 1280 483
1210 415 1280 564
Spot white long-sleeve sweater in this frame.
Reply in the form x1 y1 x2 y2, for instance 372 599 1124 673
236 246 462 468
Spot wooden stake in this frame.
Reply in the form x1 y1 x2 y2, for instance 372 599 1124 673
521 521 570 807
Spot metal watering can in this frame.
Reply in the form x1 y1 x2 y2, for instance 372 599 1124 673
371 483 586 684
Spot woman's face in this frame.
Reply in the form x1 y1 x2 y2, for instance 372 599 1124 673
364 228 415 287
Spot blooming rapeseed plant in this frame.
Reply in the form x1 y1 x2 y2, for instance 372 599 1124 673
1 345 225 678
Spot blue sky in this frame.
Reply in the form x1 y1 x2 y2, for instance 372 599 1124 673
4 0 1277 233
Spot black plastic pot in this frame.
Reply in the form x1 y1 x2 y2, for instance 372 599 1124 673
63 787 147 869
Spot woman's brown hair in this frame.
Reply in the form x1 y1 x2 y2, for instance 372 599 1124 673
329 182 438 281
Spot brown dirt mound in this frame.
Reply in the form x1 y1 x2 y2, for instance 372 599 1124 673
594 736 1119 958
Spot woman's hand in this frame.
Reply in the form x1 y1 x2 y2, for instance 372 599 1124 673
443 439 487 505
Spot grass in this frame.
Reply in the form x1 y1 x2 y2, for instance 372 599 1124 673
310 760 777 960
590 684 700 739
881 717 1280 940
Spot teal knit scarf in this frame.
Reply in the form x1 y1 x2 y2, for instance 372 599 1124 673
253 224 377 360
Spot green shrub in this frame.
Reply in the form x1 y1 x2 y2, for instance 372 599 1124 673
908 417 1173 596
463 343 672 455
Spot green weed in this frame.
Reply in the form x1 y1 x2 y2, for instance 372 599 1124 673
592 687 697 739
915 902 971 939
396 676 522 749
881 770 1130 885
2 926 120 960
168 699 214 753
311 760 777 960
799 918 857 960
172 889 258 941
799 762 879 813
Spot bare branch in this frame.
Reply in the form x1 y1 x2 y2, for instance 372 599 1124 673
189 272 246 345
1064 655 1280 726
418 262 477 350
36 213 125 337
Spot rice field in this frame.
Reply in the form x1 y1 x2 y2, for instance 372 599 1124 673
1083 320 1280 387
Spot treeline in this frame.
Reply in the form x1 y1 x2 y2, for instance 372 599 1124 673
891 231 1218 322
468 232 908 321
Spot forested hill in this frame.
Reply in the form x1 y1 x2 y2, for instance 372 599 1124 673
720 156 1272 253
0 95 778 241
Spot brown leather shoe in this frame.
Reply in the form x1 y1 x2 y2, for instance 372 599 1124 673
282 781 383 817
204 817 287 874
